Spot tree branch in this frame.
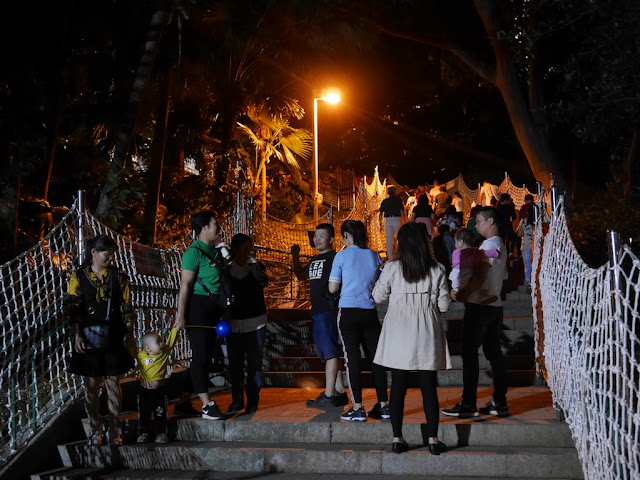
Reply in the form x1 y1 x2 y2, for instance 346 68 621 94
362 18 497 84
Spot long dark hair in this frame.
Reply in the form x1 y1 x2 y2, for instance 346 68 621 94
341 220 368 249
395 222 437 283
82 234 117 268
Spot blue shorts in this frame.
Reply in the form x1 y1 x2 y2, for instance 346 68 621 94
312 311 341 362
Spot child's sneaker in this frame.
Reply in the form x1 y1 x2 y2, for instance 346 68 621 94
340 406 367 422
155 433 169 443
136 433 151 444
367 403 390 419
202 401 224 420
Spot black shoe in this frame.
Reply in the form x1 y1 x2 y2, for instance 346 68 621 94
202 402 224 420
245 404 258 414
441 403 479 418
227 401 244 414
429 441 446 455
392 441 409 454
335 391 349 407
367 403 391 419
478 400 510 417
306 392 338 408
340 406 367 422
173 401 200 417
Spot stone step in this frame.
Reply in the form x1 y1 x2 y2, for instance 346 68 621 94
262 369 536 388
32 469 581 480
57 441 583 478
264 354 535 372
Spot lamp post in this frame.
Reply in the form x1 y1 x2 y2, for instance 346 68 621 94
313 89 341 220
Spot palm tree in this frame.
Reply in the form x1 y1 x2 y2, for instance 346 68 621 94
237 98 313 215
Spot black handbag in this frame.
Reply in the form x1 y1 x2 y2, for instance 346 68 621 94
81 268 115 350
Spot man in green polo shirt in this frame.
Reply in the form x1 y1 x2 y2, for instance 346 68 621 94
174 210 226 420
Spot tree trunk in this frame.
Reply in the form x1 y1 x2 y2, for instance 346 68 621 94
95 5 169 219
141 73 171 245
474 0 570 198
261 151 267 216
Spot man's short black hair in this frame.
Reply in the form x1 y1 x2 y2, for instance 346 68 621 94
476 206 501 227
316 223 335 238
191 210 218 235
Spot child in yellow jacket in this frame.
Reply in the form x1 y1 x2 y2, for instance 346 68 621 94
133 327 178 443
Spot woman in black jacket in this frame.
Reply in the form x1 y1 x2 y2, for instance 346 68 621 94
226 233 269 415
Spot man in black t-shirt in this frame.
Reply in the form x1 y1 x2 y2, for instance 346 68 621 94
379 186 406 261
291 223 348 408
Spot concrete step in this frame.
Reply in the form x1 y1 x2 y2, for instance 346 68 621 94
262 369 536 388
32 469 581 480
264 354 535 372
443 302 533 319
57 441 583 478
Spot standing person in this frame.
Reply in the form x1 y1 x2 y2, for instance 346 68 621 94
411 194 437 239
132 327 179 444
226 233 269 414
174 210 226 421
442 207 509 418
379 186 405 261
373 222 451 455
291 223 348 408
428 180 441 200
497 193 517 255
452 192 464 225
479 181 501 207
329 220 389 421
434 186 452 218
518 204 535 287
67 234 135 445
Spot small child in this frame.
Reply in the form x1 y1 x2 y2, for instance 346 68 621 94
449 228 496 294
133 327 178 443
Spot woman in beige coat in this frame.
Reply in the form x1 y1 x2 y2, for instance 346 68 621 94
373 222 451 455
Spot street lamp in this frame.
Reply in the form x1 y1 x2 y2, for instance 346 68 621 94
313 89 341 220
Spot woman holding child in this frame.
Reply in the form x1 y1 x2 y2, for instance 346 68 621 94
373 222 451 455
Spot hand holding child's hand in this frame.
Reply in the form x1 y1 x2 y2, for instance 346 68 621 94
174 315 186 330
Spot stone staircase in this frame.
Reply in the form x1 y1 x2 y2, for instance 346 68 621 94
29 286 585 480
263 287 537 389
34 395 583 479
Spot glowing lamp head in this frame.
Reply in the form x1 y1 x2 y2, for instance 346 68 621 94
321 91 341 104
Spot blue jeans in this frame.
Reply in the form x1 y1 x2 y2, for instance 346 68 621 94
522 247 532 283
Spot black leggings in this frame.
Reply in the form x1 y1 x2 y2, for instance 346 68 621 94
337 308 388 405
390 369 439 438
187 294 221 394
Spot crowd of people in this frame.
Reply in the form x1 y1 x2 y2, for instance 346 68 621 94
66 182 537 453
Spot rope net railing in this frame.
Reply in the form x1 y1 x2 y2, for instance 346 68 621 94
535 196 640 480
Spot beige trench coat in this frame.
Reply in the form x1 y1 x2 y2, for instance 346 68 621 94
372 261 452 371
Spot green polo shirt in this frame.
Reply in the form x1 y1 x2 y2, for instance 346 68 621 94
182 239 221 296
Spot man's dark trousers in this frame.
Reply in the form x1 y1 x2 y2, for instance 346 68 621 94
461 302 508 407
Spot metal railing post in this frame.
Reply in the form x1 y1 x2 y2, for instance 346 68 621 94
607 230 622 302
329 206 334 226
77 189 86 266
550 185 558 212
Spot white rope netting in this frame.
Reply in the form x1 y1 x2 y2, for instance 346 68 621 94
0 205 81 460
537 197 640 480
